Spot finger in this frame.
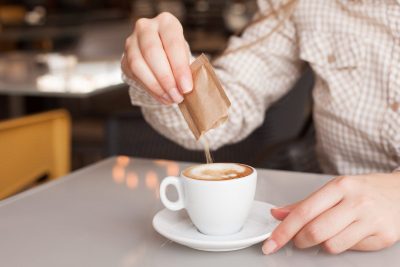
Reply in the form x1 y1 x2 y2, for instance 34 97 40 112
157 13 192 94
262 182 343 254
136 18 183 103
125 34 172 105
351 232 398 251
185 41 192 63
293 200 356 249
123 53 170 105
322 220 371 254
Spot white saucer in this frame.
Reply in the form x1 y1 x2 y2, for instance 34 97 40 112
152 201 279 252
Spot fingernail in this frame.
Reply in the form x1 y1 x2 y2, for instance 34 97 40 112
169 88 184 103
262 239 277 255
272 205 292 210
180 76 192 93
161 93 172 104
272 207 289 211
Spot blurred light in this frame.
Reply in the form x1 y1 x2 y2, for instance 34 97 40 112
112 165 125 184
145 171 160 198
166 162 180 176
126 172 139 189
36 53 77 71
121 244 147 267
36 56 122 94
117 156 130 167
25 6 46 25
36 74 65 92
154 159 170 166
145 171 159 189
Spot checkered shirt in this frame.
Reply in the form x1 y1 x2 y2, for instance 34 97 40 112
123 0 400 175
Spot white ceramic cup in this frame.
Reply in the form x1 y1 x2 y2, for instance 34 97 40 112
159 164 257 236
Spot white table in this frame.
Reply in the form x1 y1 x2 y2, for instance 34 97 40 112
0 157 398 266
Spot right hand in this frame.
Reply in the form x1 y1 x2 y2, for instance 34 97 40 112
122 12 193 105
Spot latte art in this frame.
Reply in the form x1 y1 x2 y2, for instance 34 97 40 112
183 163 253 181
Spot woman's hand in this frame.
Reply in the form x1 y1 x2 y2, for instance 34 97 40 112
122 12 192 105
263 172 400 254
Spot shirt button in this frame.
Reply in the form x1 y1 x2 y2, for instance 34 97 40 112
391 102 399 112
327 54 336 64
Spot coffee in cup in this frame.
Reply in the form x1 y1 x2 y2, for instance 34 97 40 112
160 163 257 236
183 163 253 180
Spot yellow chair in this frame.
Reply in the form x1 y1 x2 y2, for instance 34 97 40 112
0 109 71 199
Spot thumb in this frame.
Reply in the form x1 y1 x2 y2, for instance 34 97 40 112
270 202 299 221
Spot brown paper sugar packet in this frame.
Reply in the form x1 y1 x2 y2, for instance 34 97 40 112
179 54 231 140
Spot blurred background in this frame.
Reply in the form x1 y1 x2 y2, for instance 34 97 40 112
0 0 317 197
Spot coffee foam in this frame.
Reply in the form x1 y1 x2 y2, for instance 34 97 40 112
183 163 253 181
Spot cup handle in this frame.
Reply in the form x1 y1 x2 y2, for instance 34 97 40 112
160 176 185 211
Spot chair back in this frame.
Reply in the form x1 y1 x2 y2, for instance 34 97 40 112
0 109 71 199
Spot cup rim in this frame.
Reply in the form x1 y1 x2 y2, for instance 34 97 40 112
180 163 256 182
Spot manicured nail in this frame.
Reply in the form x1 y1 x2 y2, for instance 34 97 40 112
272 206 288 211
262 239 277 255
272 205 292 211
180 76 192 93
169 88 184 103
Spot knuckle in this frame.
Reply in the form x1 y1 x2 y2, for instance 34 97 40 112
293 235 303 248
174 21 184 32
366 216 385 232
135 18 152 32
334 176 355 191
141 43 160 58
303 224 322 243
294 205 312 219
157 74 175 88
293 233 308 249
323 239 342 255
124 36 132 51
355 195 373 210
157 12 176 24
128 55 141 70
128 64 139 79
380 231 397 247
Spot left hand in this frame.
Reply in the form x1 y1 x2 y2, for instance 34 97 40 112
263 172 400 254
